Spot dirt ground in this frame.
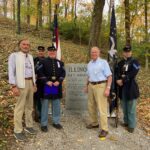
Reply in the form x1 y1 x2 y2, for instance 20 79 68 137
9 111 150 150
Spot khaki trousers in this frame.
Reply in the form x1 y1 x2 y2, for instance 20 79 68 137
88 83 108 131
14 80 34 133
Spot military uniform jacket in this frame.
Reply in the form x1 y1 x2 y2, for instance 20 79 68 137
117 57 140 100
34 57 45 99
34 57 45 74
38 57 66 100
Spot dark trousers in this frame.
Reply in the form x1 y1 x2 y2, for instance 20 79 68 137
33 80 43 121
34 93 42 121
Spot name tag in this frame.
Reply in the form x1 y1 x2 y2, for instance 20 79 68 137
125 64 128 71
57 61 60 68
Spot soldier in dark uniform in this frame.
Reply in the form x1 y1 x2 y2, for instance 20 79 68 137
38 46 66 132
116 45 140 133
34 46 46 122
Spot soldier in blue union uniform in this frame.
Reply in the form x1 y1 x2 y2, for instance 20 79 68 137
34 46 46 122
116 45 140 133
38 46 66 132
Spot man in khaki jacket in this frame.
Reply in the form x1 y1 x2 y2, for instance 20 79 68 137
8 39 36 141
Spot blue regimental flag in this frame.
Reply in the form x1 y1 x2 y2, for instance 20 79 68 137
108 5 118 115
109 6 117 58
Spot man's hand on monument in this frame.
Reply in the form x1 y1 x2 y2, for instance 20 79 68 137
53 81 59 86
47 81 53 86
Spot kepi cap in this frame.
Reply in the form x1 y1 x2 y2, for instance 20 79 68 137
123 45 132 52
38 46 45 51
47 46 57 51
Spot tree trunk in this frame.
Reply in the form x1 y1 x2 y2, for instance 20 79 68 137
27 0 30 26
49 0 52 30
108 0 113 24
17 0 21 34
144 0 148 42
36 0 39 30
36 0 42 29
39 0 43 28
13 0 16 20
144 0 149 70
71 0 75 20
74 0 77 21
89 0 105 49
124 0 131 45
64 0 68 18
3 0 7 17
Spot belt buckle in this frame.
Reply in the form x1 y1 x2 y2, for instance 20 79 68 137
51 76 56 80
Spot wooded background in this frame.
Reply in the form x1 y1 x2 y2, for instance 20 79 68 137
0 1 150 149
0 0 150 66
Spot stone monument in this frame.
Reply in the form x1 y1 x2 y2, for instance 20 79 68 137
65 64 88 111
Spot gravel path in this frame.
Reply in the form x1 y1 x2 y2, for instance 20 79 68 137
11 111 150 150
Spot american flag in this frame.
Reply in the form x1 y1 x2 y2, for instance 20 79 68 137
52 4 61 60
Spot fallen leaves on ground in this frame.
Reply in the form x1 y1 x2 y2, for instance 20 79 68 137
0 15 150 150
136 69 150 136
137 98 150 136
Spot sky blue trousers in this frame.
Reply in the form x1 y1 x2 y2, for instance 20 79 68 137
121 99 137 128
41 99 60 127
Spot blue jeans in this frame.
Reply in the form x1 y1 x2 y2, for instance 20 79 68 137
121 99 137 128
41 99 61 126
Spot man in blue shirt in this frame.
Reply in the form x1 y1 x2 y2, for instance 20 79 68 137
86 47 112 138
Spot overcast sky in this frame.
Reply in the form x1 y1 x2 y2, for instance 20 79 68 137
83 0 120 14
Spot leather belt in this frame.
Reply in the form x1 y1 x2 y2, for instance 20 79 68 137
37 77 46 79
90 81 106 85
25 77 33 80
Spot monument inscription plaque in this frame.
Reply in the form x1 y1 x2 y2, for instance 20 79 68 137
66 64 87 110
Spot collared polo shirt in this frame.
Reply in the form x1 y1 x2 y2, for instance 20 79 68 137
87 57 112 82
25 55 33 78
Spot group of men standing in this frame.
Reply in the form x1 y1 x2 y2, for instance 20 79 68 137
8 38 140 142
8 39 65 141
85 46 140 138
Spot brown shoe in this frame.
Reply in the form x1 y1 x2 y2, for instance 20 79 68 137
86 124 99 129
121 123 128 127
98 130 108 138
